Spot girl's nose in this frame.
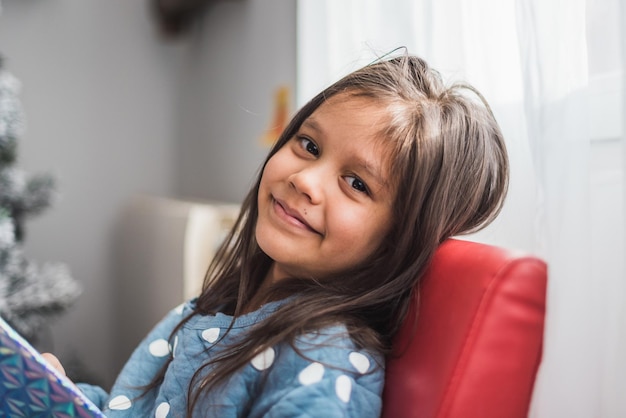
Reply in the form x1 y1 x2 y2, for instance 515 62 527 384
288 168 323 204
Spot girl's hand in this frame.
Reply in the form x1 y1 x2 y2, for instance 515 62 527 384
41 352 67 376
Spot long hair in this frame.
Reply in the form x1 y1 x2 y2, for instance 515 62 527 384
164 54 508 415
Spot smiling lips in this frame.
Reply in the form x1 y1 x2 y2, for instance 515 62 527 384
273 198 320 234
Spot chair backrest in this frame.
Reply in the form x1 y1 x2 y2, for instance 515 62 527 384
382 239 547 418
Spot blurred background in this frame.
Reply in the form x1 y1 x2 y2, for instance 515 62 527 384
0 0 294 386
0 0 624 416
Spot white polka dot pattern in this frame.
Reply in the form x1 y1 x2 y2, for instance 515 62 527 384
349 352 370 374
335 375 352 403
201 327 220 343
109 395 132 410
251 347 275 371
298 362 325 385
148 339 170 357
155 402 170 418
174 303 185 315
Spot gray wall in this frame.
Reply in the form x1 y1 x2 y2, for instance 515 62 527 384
0 0 296 387
176 0 296 202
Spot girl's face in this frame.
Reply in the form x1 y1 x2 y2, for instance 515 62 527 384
256 93 395 283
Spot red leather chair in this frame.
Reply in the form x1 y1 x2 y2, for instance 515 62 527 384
382 239 547 418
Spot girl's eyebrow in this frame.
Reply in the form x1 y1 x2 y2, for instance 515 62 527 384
300 118 323 134
356 159 389 189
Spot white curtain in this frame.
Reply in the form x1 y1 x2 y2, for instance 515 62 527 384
297 0 625 416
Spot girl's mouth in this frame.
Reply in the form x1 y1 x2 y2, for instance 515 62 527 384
273 198 320 235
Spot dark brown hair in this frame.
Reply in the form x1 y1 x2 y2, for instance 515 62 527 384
162 54 508 415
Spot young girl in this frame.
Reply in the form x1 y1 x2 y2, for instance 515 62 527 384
52 53 508 417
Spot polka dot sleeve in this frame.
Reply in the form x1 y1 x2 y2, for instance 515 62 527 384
249 326 385 418
75 383 109 410
99 302 188 416
262 371 382 418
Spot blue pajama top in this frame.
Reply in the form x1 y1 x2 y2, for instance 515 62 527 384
78 299 385 417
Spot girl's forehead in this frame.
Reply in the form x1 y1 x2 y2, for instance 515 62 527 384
306 93 392 136
317 91 387 113
316 93 398 143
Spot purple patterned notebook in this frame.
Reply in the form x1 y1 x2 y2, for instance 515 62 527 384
0 316 106 417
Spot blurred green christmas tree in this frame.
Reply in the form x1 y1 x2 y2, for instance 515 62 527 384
0 57 81 342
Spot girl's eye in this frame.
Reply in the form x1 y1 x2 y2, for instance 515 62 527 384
346 176 369 194
299 137 319 156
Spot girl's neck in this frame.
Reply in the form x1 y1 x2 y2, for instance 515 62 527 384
240 268 277 315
